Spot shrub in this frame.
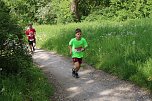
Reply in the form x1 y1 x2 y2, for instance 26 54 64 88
0 0 29 74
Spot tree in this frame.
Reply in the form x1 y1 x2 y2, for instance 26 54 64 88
71 0 80 22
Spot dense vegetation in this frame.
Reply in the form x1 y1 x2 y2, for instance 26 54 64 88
35 18 152 90
0 0 53 101
1 0 152 100
3 0 152 24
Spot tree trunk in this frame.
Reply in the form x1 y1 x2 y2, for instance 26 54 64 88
70 0 80 22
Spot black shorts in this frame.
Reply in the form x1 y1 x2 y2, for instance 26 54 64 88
28 40 34 45
33 38 36 43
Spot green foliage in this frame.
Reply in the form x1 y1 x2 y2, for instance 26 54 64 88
0 1 54 100
0 65 53 101
85 0 152 21
0 0 28 74
4 0 74 24
4 0 51 24
35 18 152 90
3 0 152 24
35 2 57 24
78 0 110 17
52 0 74 24
0 3 30 75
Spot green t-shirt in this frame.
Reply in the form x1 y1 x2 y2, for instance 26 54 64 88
69 37 88 58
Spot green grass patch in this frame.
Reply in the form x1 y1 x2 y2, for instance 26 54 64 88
0 65 53 101
35 18 152 90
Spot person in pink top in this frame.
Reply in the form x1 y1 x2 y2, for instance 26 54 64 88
25 23 36 52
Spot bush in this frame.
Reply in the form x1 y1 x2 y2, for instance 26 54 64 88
85 0 152 22
0 0 29 74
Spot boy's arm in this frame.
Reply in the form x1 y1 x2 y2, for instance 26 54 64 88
68 45 72 55
34 29 36 36
82 38 88 51
69 39 73 55
25 30 28 36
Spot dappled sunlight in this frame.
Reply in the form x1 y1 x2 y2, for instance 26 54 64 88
80 77 88 80
95 84 135 100
39 65 45 68
80 69 92 75
86 80 94 84
99 89 114 96
33 49 152 101
38 61 58 68
66 86 83 98
65 83 135 101
98 86 132 96
67 92 81 99
34 53 50 60
67 86 80 92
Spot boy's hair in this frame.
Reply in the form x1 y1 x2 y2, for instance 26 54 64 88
28 23 33 26
75 28 81 33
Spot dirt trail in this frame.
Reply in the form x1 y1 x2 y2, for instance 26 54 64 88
32 49 152 101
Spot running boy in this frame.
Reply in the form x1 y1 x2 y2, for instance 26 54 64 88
69 28 88 78
25 23 36 52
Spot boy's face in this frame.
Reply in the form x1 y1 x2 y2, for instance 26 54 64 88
28 24 32 29
75 32 82 39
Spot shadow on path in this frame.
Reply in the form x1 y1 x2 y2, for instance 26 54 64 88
33 49 152 101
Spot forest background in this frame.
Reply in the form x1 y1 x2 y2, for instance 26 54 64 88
4 0 152 24
1 0 152 101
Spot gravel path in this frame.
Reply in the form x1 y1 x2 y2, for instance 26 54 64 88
32 49 152 101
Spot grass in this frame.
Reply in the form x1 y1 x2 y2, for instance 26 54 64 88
0 65 54 101
35 18 152 91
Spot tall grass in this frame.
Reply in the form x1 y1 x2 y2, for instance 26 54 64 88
35 18 152 90
0 65 53 101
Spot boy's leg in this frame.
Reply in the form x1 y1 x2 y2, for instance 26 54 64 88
72 62 80 78
31 41 35 52
33 38 36 46
74 62 80 72
28 40 32 52
29 41 34 52
73 62 80 78
33 43 35 51
72 62 78 77
72 58 82 78
72 68 76 77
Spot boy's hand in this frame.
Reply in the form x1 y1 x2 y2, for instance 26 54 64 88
69 51 72 55
81 48 85 51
